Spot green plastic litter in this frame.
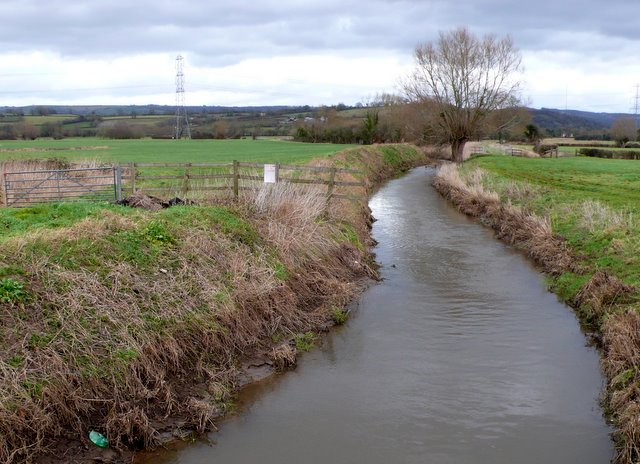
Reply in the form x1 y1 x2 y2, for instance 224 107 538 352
89 430 109 448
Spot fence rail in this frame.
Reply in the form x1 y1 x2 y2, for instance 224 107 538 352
1 161 366 207
127 161 365 200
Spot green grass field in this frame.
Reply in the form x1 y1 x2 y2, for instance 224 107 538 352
101 115 172 126
465 154 640 291
468 155 640 209
22 115 77 125
0 137 356 165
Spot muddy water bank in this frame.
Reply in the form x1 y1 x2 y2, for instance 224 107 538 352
138 167 612 464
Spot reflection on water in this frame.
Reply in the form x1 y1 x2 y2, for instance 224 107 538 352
137 168 612 464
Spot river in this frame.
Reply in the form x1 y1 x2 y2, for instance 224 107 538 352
139 167 613 463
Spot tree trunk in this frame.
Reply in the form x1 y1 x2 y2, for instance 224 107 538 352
451 139 466 163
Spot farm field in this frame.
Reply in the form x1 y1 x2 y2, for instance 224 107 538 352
22 114 78 125
464 154 640 295
555 145 640 156
542 137 615 147
468 155 640 209
0 137 356 164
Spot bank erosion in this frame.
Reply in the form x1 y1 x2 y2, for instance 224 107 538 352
433 155 640 464
0 144 432 463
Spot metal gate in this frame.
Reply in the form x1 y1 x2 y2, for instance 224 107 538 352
2 166 122 207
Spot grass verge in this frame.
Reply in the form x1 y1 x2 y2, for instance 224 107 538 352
0 143 431 463
433 156 640 464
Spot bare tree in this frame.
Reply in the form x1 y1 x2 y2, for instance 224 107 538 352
17 121 39 140
610 116 637 147
403 27 522 162
485 106 531 142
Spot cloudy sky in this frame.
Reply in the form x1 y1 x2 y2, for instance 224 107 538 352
1 0 639 112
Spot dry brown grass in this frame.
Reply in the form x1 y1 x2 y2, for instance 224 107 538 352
580 200 635 233
575 271 636 321
603 310 640 463
270 344 297 371
0 201 366 462
249 182 327 224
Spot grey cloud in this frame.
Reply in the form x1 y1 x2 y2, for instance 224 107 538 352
3 0 640 59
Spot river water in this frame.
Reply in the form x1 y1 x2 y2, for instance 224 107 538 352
141 167 613 463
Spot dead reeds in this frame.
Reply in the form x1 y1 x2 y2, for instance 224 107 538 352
603 310 640 463
580 200 635 233
0 202 365 462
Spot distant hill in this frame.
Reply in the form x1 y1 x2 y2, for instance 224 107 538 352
0 104 309 117
1 104 635 139
530 108 636 137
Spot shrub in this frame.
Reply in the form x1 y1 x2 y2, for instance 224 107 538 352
100 122 143 139
533 143 558 155
0 124 18 140
294 332 316 352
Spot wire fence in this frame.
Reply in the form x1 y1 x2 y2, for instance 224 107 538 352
1 162 366 207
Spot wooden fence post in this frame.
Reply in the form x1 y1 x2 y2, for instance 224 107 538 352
114 165 123 202
56 170 62 201
182 163 191 196
327 167 336 199
1 172 8 207
129 162 136 195
233 160 239 200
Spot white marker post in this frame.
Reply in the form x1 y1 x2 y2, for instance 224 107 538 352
264 164 278 184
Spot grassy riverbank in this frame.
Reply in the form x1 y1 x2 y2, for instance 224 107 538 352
0 144 431 464
434 155 640 463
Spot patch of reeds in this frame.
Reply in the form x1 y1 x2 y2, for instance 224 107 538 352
575 271 636 322
580 200 635 233
0 199 369 462
603 310 640 463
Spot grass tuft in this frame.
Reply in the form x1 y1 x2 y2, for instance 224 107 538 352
332 307 349 325
0 277 27 304
294 332 316 352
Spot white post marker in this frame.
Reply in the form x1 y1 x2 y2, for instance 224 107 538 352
264 164 277 183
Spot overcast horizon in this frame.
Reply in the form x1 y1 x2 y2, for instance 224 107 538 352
1 0 639 113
